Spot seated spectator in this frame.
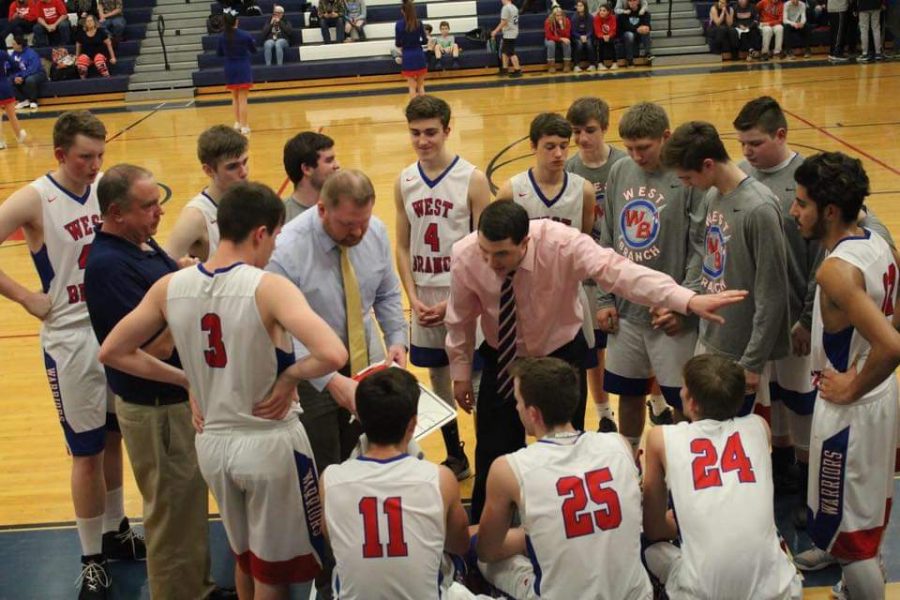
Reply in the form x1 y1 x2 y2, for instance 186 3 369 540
616 0 652 65
613 0 647 15
9 35 46 109
33 0 71 47
318 0 345 43
782 0 810 57
67 0 98 26
733 0 761 58
434 20 460 68
423 22 435 69
97 0 126 41
344 0 366 40
593 2 618 69
756 0 783 58
709 0 739 59
571 0 595 71
544 5 572 72
261 5 293 65
75 14 115 77
3 0 37 48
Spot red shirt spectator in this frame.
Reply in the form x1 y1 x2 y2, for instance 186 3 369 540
756 0 784 26
545 10 572 41
594 8 617 38
8 0 36 22
34 0 67 26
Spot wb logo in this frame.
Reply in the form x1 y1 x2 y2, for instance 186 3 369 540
619 199 659 249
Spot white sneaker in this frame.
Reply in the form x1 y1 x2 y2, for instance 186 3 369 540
233 121 241 130
831 579 848 599
16 129 27 144
794 546 838 571
586 64 596 71
610 62 618 69
597 63 609 70
240 126 251 135
573 65 582 72
14 100 29 110
28 101 37 109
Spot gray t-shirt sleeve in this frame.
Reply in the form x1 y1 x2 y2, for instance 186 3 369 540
596 165 618 309
682 188 707 293
740 203 790 372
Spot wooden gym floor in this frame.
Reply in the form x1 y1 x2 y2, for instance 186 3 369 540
0 58 899 598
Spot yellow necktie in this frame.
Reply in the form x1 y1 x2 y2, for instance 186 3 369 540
340 246 369 375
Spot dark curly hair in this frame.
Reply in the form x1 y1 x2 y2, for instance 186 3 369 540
793 152 869 223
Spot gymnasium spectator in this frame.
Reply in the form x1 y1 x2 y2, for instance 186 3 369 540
616 0 652 65
733 0 762 58
709 0 740 59
491 0 522 77
97 0 125 41
571 0 595 70
613 0 647 14
9 35 46 110
261 5 293 65
544 5 572 72
423 22 436 69
344 0 366 40
32 0 71 47
757 0 784 58
826 0 849 61
319 0 345 43
782 0 811 57
282 130 340 221
2 0 36 47
593 2 618 68
433 21 460 68
856 0 883 61
75 14 115 78
396 0 427 96
68 0 98 26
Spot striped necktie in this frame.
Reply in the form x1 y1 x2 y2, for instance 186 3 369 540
497 271 517 401
340 245 369 375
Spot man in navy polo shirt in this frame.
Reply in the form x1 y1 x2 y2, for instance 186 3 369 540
84 164 229 600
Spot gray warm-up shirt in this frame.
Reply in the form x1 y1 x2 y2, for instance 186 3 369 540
565 146 628 242
701 176 790 373
598 159 707 327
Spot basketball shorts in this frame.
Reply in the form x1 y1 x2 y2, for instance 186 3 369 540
501 38 516 56
410 285 484 371
41 325 116 456
196 420 324 584
807 376 898 561
604 318 698 409
767 354 815 449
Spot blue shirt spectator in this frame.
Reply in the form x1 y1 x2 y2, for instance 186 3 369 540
85 230 185 404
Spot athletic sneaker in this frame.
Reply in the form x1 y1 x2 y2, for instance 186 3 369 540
828 54 850 62
647 402 674 426
16 129 26 144
29 101 38 109
586 64 596 71
858 55 871 63
14 100 29 110
233 121 240 130
442 443 472 480
240 126 251 135
794 546 838 571
509 70 523 78
76 555 110 600
610 62 618 69
874 53 884 61
573 65 582 72
831 579 848 599
598 416 618 433
102 517 147 561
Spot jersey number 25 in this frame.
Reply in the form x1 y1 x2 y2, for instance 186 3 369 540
556 468 622 539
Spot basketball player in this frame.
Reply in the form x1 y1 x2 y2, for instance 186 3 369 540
476 357 652 599
643 354 802 599
789 153 900 599
598 102 706 455
564 96 628 433
320 368 472 599
0 111 144 599
661 121 790 417
283 130 340 222
394 94 491 480
98 181 348 599
164 124 249 261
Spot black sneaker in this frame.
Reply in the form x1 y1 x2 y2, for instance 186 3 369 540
647 402 674 426
102 517 146 561
208 586 239 599
598 416 618 433
509 70 523 78
441 443 472 481
77 555 110 600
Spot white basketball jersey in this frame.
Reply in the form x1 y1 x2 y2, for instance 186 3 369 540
812 228 898 401
185 191 220 258
166 263 298 432
30 174 102 330
506 432 652 599
663 417 797 599
323 455 446 600
401 156 476 287
510 169 585 231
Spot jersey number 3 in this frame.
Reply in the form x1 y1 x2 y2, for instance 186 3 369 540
201 313 228 368
691 432 755 490
359 496 409 558
556 468 622 539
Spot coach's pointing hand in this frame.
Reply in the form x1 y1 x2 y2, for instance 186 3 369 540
687 290 748 324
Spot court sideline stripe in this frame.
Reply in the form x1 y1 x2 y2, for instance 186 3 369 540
105 102 166 143
782 108 900 177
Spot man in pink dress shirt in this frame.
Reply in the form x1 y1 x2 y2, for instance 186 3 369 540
446 199 746 522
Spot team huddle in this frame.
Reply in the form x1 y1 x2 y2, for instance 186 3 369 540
0 91 897 600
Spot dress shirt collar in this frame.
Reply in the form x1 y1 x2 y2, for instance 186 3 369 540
311 210 339 254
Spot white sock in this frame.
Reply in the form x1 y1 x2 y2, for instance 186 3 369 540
103 487 125 533
648 394 668 416
76 514 104 557
625 435 641 455
595 401 614 421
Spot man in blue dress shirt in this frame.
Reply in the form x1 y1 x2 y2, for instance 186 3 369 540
267 168 408 471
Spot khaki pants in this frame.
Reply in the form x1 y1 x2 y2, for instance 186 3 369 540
116 397 215 600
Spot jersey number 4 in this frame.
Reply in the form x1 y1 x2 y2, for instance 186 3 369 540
691 432 755 490
359 496 409 558
556 468 622 539
423 223 440 253
200 313 228 368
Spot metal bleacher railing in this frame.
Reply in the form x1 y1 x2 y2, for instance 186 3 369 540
157 13 171 70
